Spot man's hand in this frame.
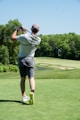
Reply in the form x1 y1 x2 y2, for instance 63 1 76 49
17 26 27 33
17 26 22 31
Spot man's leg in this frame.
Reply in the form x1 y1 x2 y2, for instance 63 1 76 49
29 77 35 92
25 58 35 104
29 77 35 104
20 76 30 102
18 57 30 102
20 76 26 97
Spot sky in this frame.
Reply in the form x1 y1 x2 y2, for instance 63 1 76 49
0 0 80 35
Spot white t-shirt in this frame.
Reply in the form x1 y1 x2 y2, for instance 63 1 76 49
16 33 41 57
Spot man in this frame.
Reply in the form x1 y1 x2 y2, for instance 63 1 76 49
11 24 41 104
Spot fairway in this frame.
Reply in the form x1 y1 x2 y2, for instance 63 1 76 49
0 57 80 120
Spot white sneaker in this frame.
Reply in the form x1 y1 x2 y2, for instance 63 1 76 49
22 96 30 102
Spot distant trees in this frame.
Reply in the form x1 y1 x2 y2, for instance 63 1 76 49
36 33 80 60
0 19 80 65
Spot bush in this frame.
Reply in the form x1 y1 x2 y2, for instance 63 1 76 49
9 65 18 72
3 66 9 72
0 65 18 72
0 66 4 72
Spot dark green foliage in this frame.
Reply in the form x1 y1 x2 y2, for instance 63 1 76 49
0 45 9 64
36 33 80 60
0 19 21 65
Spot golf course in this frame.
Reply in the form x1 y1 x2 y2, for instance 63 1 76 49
0 57 80 120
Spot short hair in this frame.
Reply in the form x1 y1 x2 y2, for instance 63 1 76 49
31 24 39 33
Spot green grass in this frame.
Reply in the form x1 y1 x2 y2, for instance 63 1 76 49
35 57 80 79
0 57 80 120
0 77 80 120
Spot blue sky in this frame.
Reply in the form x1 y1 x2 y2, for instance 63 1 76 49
0 0 80 35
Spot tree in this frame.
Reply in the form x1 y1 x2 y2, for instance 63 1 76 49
0 45 9 64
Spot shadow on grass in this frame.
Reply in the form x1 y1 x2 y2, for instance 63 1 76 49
0 99 30 105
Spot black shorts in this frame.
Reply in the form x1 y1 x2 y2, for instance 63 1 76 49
18 57 35 78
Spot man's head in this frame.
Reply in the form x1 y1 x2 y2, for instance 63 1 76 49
31 24 40 34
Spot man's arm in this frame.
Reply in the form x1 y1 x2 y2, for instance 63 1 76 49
11 30 18 41
11 26 27 41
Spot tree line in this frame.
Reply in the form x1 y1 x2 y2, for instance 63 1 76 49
38 33 80 60
0 19 80 65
